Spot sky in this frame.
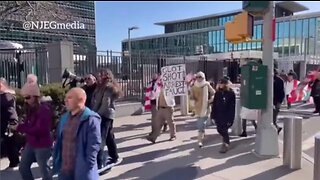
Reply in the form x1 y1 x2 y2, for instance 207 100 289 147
95 1 320 52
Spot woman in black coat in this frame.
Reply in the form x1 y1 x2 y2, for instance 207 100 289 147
211 78 236 153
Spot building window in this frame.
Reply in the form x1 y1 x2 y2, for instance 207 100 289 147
296 20 303 55
289 20 296 55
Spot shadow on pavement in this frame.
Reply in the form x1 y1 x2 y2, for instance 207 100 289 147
111 136 262 179
152 165 198 180
113 121 150 132
115 133 148 145
244 165 295 180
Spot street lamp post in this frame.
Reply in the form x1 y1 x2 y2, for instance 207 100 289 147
128 26 139 81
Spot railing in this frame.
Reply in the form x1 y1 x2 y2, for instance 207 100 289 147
1 48 239 102
0 48 48 88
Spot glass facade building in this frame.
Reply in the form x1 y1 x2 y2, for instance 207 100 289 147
122 2 320 61
0 1 96 53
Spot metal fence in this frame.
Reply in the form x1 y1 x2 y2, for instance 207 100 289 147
1 48 239 102
0 48 48 88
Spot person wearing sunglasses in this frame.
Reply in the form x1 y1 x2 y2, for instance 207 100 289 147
190 72 215 148
82 74 97 109
9 75 53 180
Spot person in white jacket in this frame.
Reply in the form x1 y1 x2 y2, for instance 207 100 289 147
190 72 215 148
285 72 297 109
146 78 176 144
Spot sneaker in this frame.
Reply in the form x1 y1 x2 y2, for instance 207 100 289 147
5 163 19 171
239 132 247 137
107 157 123 166
146 136 155 144
198 142 203 148
98 165 111 175
219 143 229 154
313 110 319 114
169 136 176 141
8 162 19 168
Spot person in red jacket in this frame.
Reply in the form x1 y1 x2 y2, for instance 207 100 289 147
9 75 53 180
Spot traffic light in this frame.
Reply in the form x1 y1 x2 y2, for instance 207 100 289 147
225 11 254 43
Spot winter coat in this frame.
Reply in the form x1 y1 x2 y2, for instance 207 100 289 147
211 88 236 126
91 84 117 120
52 107 101 180
16 103 53 148
190 81 215 117
82 83 97 108
311 79 320 97
0 90 18 138
274 75 285 106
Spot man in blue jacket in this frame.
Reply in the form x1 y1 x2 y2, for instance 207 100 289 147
52 88 101 180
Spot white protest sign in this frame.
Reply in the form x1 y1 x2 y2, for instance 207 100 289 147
161 64 187 97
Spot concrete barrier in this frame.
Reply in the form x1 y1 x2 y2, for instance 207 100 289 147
314 133 320 180
282 115 303 169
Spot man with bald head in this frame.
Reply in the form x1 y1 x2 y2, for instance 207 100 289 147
52 88 102 180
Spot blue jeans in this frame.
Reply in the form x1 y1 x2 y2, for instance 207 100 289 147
197 116 208 133
58 172 75 180
19 144 52 180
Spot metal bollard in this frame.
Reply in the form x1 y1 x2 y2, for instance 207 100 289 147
283 116 303 169
180 95 189 116
314 133 320 180
231 97 242 136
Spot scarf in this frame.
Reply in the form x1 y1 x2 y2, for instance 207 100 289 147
194 80 209 117
144 79 162 111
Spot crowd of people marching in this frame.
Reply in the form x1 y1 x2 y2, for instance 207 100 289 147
1 69 122 180
0 67 320 180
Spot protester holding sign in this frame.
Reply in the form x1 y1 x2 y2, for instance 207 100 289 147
146 72 177 144
160 64 187 97
190 72 215 148
145 73 168 135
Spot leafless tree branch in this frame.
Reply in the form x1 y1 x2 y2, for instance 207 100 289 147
0 1 94 53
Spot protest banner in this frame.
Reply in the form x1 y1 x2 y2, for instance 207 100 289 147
161 64 187 97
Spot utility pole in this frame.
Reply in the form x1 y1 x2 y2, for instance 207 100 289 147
254 1 279 156
128 26 139 81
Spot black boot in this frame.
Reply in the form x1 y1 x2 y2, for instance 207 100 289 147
239 132 247 137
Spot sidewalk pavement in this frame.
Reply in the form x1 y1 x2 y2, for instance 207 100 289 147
0 113 314 180
105 113 313 180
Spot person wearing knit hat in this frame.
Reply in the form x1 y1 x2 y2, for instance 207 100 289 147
9 74 53 180
21 74 41 97
190 71 215 148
